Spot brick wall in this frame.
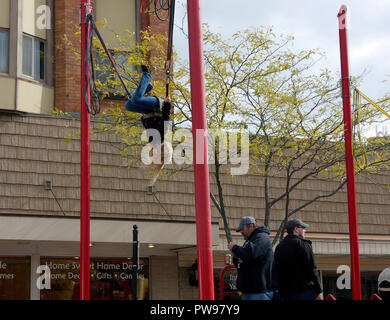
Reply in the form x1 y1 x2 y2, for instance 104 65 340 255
54 0 81 112
140 7 171 80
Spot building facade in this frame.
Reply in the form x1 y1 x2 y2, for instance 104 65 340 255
0 0 390 300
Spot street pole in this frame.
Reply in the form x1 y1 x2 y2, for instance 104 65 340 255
187 0 215 300
337 5 362 300
132 225 139 300
80 0 91 300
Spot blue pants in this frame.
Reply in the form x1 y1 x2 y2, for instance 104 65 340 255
241 291 273 300
284 289 316 300
125 72 159 114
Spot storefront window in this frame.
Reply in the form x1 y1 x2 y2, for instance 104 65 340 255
40 257 149 300
322 270 381 300
0 257 30 300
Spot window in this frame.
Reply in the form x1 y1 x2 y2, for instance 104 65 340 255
95 50 135 99
22 34 45 80
40 257 149 300
322 270 381 300
0 257 30 300
0 29 8 73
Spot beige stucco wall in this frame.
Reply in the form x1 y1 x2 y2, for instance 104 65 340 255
0 76 15 109
0 0 10 28
22 0 47 39
95 0 136 48
150 256 179 299
16 80 54 113
178 267 198 300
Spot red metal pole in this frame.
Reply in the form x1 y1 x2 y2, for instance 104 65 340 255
187 0 215 300
80 0 91 300
218 264 236 300
337 5 362 300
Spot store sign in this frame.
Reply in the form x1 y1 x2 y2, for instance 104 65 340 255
223 268 238 291
39 257 149 300
0 257 30 300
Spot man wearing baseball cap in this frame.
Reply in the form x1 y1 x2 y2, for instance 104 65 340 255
227 216 274 300
273 218 323 300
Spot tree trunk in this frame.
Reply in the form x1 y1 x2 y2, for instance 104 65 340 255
272 178 347 245
263 157 272 227
213 146 233 243
272 166 291 246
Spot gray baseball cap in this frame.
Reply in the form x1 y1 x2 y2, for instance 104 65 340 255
286 218 309 230
236 216 256 232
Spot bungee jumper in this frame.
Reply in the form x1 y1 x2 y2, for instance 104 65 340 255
125 65 172 144
125 65 173 188
83 0 176 188
130 0 176 188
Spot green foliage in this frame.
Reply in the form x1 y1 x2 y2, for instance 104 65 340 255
57 20 390 242
173 24 390 241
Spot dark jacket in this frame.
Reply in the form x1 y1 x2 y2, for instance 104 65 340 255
231 226 273 293
142 100 171 143
273 234 322 298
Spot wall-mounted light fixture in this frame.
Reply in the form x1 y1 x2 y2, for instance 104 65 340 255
44 180 52 190
187 260 198 287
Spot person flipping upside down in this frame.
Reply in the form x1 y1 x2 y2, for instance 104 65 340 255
125 65 173 188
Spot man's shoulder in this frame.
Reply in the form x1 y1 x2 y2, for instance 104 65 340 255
286 236 313 253
281 234 300 242
251 226 270 237
250 229 271 243
276 235 304 249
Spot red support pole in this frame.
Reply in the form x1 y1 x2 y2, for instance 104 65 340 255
187 0 215 300
337 5 362 300
80 0 91 300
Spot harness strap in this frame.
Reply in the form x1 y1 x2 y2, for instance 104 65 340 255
87 14 131 97
142 112 163 120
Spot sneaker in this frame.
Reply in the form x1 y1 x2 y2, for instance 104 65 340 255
141 65 149 73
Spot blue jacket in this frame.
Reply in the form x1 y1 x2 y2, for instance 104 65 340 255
232 226 274 293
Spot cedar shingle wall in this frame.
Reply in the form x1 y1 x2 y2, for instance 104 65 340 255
1 113 390 235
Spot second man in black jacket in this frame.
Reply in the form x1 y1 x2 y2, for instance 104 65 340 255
273 218 323 300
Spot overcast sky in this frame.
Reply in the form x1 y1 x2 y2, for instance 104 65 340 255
173 0 390 135
174 0 389 97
